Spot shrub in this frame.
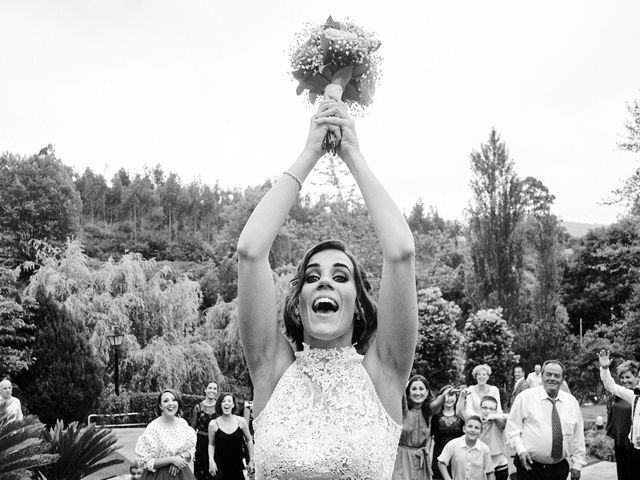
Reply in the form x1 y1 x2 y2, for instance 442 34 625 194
35 420 122 480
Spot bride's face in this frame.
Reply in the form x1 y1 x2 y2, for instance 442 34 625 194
299 249 357 347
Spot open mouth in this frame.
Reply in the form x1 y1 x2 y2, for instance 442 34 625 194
312 297 339 313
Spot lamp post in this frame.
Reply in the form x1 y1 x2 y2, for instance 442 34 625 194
107 332 124 395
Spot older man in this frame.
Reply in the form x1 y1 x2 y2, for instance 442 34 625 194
508 365 530 408
0 379 23 420
506 360 585 480
526 364 542 388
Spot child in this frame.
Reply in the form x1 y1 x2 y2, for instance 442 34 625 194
111 463 143 480
437 415 495 480
479 396 508 480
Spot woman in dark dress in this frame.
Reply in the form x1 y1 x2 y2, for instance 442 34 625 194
208 393 253 480
605 360 640 480
191 382 219 480
430 386 464 480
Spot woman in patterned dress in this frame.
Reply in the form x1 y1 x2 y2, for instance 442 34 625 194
190 382 218 480
237 100 418 479
135 389 197 480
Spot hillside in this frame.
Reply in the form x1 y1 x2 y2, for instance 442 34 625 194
562 221 606 238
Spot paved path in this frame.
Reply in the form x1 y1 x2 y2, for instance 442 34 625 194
580 461 616 480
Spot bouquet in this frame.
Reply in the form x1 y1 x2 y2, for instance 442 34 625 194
290 16 382 153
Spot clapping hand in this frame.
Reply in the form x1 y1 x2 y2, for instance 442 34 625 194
597 349 611 368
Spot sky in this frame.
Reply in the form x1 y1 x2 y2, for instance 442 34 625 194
1 0 640 225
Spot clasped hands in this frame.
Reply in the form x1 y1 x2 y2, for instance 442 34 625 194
168 454 189 477
305 99 359 160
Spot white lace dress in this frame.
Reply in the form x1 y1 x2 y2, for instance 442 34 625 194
253 343 402 480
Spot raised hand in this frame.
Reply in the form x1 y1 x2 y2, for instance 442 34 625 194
313 100 360 160
597 349 611 368
305 100 342 157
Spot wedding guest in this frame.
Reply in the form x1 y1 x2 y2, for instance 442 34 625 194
135 389 197 479
0 379 23 420
237 99 417 479
208 393 253 480
110 463 144 480
506 360 585 480
508 365 529 408
392 375 437 480
598 350 640 480
431 386 465 480
191 381 219 480
437 415 495 480
462 364 502 418
526 364 542 388
479 396 508 480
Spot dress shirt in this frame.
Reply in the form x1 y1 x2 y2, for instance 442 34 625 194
2 397 23 421
437 436 494 480
505 385 586 471
526 372 542 388
600 367 640 449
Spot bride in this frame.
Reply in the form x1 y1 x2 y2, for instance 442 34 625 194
237 99 418 479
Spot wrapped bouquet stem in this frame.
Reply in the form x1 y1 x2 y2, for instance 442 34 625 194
290 16 381 154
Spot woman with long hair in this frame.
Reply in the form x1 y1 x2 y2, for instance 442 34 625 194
191 382 219 480
237 100 417 479
135 389 196 480
208 393 253 480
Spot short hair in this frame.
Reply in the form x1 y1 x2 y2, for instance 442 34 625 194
215 392 236 416
283 239 377 354
513 365 524 372
472 364 492 378
480 395 498 408
130 463 143 473
617 360 640 377
155 388 184 416
541 359 565 377
465 414 482 426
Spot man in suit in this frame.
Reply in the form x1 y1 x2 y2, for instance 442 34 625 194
508 365 529 408
506 360 585 480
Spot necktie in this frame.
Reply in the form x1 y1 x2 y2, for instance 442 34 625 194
549 398 563 460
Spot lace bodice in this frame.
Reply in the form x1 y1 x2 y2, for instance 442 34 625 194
254 344 401 480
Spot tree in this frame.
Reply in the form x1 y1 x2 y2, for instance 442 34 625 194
618 94 640 154
75 168 108 225
18 289 104 425
466 130 525 322
0 147 82 264
560 218 640 332
463 307 515 393
412 288 463 387
0 300 35 379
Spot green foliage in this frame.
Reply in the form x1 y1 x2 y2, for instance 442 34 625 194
584 428 615 461
561 217 640 332
412 288 463 387
20 289 104 426
0 414 58 480
463 308 515 391
0 300 35 379
0 146 82 265
123 334 223 395
35 420 122 480
467 130 525 322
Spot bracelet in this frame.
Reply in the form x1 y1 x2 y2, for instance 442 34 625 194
282 171 302 191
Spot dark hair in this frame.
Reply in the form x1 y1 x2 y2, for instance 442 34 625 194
541 359 565 377
283 239 377 354
215 392 236 416
403 375 434 424
617 360 640 377
156 388 184 416
466 414 482 426
513 365 524 372
480 395 498 408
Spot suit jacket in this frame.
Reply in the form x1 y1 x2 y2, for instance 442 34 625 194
508 378 529 407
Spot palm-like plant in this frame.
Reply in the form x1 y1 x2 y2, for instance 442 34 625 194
0 413 59 480
35 420 123 480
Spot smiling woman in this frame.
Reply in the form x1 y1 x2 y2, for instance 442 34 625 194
236 100 418 479
135 389 197 480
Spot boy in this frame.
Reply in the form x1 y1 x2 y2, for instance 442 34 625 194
479 396 508 480
437 415 495 480
110 463 143 480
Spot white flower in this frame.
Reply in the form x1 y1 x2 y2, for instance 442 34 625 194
323 27 358 42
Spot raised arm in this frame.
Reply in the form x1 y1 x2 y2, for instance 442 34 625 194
315 101 417 398
237 103 335 411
